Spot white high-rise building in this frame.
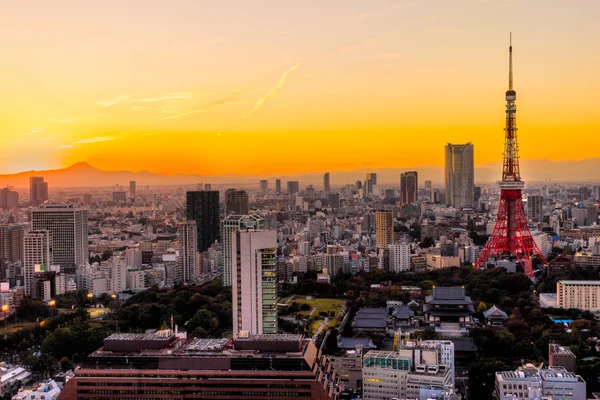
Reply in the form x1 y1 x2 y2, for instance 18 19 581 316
23 230 52 297
231 229 277 337
177 221 198 283
125 247 142 269
221 214 263 287
445 143 475 209
31 204 88 274
126 269 146 291
107 258 127 293
388 243 411 272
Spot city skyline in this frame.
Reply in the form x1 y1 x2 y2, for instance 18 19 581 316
1 1 599 176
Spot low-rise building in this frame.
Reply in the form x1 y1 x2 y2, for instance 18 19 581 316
556 280 600 311
495 365 586 400
12 380 60 400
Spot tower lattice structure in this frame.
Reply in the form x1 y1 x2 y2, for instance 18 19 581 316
474 36 547 278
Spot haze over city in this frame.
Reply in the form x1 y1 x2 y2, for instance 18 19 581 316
1 0 599 177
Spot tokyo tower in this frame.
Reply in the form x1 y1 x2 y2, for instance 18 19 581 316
474 35 547 278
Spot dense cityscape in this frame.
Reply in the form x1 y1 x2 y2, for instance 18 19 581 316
2 2 600 400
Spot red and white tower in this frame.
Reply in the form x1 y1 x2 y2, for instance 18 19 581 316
474 35 547 278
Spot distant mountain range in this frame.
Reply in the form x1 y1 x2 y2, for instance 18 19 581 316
0 159 598 188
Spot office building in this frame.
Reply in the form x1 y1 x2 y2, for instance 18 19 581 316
0 224 26 263
328 193 340 209
593 185 600 201
129 180 136 199
573 208 587 227
556 280 600 311
186 191 220 253
82 193 93 206
29 176 48 207
0 187 19 209
424 180 433 201
225 189 249 215
112 191 127 203
23 230 52 297
231 229 277 337
222 214 263 287
12 379 61 400
375 211 393 249
388 243 411 272
579 186 589 202
445 143 474 209
287 181 299 195
177 221 198 283
365 173 377 195
549 344 577 373
473 186 481 205
275 179 281 195
400 171 418 205
527 195 543 222
260 180 268 197
31 204 88 274
59 333 340 400
495 365 586 400
324 172 331 194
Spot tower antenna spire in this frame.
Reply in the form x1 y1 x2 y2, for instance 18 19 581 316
509 33 513 90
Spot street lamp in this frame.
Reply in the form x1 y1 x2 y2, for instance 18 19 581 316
48 300 56 317
2 304 8 328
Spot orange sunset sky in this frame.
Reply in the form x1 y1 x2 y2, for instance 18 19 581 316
0 0 599 176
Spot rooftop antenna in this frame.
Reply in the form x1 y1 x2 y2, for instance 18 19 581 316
509 33 513 90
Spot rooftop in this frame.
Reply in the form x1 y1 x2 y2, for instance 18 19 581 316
558 280 600 285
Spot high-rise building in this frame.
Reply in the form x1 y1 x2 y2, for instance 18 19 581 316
0 224 26 263
323 173 331 194
23 230 52 297
177 221 198 283
527 195 543 223
260 180 268 197
593 185 600 201
29 177 48 207
275 179 281 195
328 193 340 209
221 214 263 287
557 280 600 311
0 188 19 209
388 243 411 272
444 143 474 209
186 191 220 253
204 183 211 191
287 181 299 195
225 189 249 215
473 186 482 206
400 171 418 204
82 193 93 206
579 186 589 202
376 211 393 249
366 173 377 195
231 229 277 337
424 180 433 201
129 181 136 200
31 204 88 274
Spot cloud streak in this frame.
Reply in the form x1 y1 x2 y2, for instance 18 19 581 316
25 127 51 135
136 93 192 103
160 93 240 120
96 95 135 108
58 136 115 148
242 63 300 119
49 117 77 123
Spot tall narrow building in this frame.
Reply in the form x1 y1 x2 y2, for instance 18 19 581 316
29 177 48 207
177 221 198 283
23 230 52 297
323 173 331 194
31 204 88 274
275 179 281 195
287 181 299 195
186 191 220 253
366 173 377 195
375 211 393 249
129 181 137 200
527 195 543 223
221 214 263 287
400 171 418 204
0 188 19 209
260 180 268 197
225 189 249 215
445 143 474 209
231 229 277 337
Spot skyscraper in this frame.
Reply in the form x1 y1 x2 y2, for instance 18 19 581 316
29 177 48 207
275 179 281 195
186 191 220 253
0 188 19 209
366 173 377 195
445 143 474 209
424 180 433 201
400 171 418 204
287 181 299 195
388 243 411 272
129 181 136 200
0 224 26 263
23 230 52 297
323 173 331 194
579 186 589 202
31 204 88 274
593 186 600 202
260 180 268 197
527 195 543 223
231 229 277 337
375 211 393 249
225 189 249 215
177 221 198 283
221 214 263 287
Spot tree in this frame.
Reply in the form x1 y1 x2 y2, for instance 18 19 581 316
477 302 488 313
469 359 511 400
